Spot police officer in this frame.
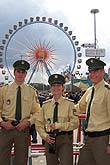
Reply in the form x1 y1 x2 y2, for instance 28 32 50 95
77 58 110 165
0 60 40 165
36 73 78 165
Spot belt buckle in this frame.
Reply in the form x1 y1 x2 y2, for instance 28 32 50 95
11 120 20 126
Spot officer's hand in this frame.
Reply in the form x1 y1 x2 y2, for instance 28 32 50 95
49 123 55 131
1 121 15 130
45 134 55 144
16 120 30 131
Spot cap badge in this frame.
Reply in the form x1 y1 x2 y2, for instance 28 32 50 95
55 75 58 79
21 61 25 65
90 59 94 63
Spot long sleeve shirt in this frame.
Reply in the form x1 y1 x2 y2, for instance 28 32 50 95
36 96 79 140
0 82 40 125
77 80 110 132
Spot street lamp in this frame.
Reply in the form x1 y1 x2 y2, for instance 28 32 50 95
90 9 99 49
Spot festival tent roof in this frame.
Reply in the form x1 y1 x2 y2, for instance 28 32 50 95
73 81 89 91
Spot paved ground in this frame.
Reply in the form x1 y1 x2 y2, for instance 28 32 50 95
28 133 46 165
32 156 78 165
32 156 46 165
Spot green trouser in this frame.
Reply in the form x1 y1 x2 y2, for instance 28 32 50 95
78 135 110 165
0 127 29 165
45 133 73 165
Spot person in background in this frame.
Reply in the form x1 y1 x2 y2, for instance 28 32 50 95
36 73 79 165
0 60 40 165
77 58 110 165
38 93 46 107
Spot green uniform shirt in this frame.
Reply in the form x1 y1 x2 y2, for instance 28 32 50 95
78 80 110 132
36 96 79 139
0 82 40 125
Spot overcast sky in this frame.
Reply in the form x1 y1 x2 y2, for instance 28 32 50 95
0 0 110 83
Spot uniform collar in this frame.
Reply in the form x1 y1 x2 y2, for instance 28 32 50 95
12 81 25 89
52 96 64 105
93 79 105 90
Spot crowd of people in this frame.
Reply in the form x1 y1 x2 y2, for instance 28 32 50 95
0 57 110 165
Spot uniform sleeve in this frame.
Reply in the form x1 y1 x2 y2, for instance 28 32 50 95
55 102 79 131
76 90 89 113
35 108 48 140
106 85 110 142
28 90 41 125
106 88 110 127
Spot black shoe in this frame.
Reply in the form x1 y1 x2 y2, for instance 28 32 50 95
31 139 37 143
42 139 45 145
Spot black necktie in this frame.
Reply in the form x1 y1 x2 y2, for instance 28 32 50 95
53 102 59 123
85 87 94 129
15 86 21 121
53 102 59 135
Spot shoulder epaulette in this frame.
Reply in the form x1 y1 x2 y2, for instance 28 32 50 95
26 84 36 90
43 99 52 104
0 83 9 90
4 83 9 86
2 83 9 87
104 84 110 90
65 97 74 102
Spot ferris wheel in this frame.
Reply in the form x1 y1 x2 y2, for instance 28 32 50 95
0 16 83 84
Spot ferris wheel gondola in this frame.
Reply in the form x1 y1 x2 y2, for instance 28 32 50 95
0 16 83 83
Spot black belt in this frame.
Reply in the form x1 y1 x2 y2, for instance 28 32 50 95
57 130 73 136
47 130 73 136
84 129 110 137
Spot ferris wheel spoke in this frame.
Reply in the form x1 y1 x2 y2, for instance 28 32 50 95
0 16 83 83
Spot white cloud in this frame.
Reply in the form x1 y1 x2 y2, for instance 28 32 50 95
0 0 110 84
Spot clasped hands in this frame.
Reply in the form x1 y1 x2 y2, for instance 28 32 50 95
45 123 56 144
1 119 30 131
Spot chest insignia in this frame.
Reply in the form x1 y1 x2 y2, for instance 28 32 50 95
6 99 11 105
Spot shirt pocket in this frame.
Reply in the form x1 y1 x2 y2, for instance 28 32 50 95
58 110 69 123
3 95 15 110
23 96 33 112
